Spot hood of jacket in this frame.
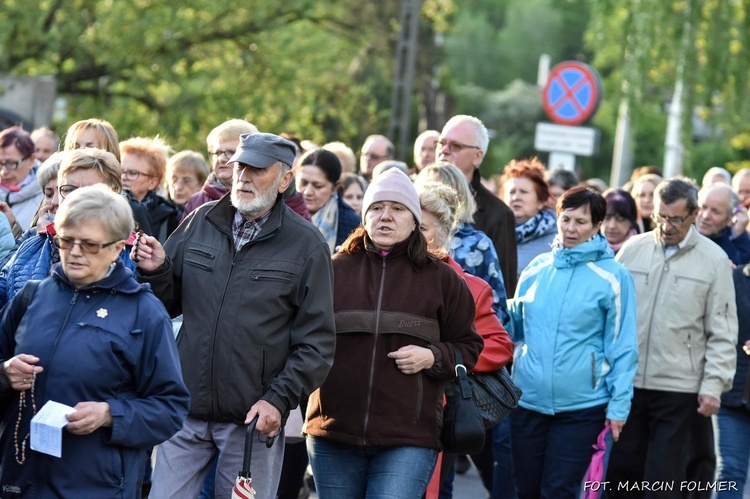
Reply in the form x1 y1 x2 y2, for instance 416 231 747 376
552 233 614 269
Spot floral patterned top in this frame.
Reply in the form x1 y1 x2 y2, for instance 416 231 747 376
451 222 508 322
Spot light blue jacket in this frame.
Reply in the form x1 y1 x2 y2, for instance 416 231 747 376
507 234 638 420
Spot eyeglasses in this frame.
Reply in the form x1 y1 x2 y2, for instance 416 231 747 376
651 213 690 228
363 152 390 161
53 236 120 254
58 185 80 199
0 156 30 170
436 140 480 153
211 150 236 159
121 170 154 180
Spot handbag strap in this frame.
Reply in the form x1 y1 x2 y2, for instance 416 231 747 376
452 347 473 401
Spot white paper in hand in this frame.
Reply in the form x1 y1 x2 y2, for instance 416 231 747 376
30 401 76 458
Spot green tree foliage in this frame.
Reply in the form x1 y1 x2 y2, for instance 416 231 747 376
0 0 411 152
437 0 592 171
586 0 750 176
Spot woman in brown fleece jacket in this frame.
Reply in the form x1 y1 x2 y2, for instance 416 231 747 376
305 169 483 499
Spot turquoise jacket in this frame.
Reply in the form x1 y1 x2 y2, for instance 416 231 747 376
507 234 638 420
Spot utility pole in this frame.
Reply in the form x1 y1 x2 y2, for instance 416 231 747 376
388 0 422 162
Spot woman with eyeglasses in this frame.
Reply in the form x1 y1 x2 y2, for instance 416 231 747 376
120 136 180 243
0 184 189 498
165 151 211 216
0 149 139 307
0 126 45 238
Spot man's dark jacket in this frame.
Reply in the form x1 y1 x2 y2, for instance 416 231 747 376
140 195 336 424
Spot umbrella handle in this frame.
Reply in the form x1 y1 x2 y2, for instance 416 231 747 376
239 415 277 479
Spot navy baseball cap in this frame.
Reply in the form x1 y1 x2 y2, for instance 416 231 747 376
228 133 296 169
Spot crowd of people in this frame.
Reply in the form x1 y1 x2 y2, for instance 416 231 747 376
0 113 747 499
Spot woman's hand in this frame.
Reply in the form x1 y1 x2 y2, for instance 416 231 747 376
1 354 43 391
131 233 166 272
66 402 112 435
387 345 435 375
606 419 626 442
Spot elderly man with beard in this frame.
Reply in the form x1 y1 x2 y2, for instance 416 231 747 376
132 133 336 499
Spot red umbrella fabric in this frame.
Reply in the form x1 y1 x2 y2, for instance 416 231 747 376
232 416 275 499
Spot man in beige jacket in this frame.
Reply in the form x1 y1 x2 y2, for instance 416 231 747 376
606 177 737 498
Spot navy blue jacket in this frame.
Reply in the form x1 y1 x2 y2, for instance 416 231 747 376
336 196 361 247
723 264 750 409
708 227 750 266
0 261 189 498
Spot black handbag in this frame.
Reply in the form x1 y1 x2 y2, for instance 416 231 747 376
441 348 486 454
469 367 522 428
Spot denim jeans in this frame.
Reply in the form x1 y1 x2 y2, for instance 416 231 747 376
492 417 516 499
510 404 606 499
717 406 750 498
306 436 437 499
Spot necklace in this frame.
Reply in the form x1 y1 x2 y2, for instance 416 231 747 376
14 370 37 464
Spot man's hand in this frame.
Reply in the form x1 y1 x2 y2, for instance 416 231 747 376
66 402 112 435
387 345 435 374
131 233 166 272
245 400 282 438
697 394 720 417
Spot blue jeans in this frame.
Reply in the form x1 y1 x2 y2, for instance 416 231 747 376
717 406 750 498
492 417 516 499
306 436 437 499
510 404 606 499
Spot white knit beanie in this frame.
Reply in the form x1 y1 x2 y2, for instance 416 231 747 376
361 168 422 224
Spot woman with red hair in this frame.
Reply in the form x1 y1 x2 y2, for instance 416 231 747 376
501 158 557 284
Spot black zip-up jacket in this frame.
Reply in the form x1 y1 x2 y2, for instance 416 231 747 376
140 194 336 424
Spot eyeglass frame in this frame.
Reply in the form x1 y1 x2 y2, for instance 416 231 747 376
0 155 30 170
436 140 481 153
121 169 155 181
52 236 121 254
210 150 236 159
651 212 694 228
58 185 81 200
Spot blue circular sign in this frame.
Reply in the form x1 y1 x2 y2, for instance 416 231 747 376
543 62 603 125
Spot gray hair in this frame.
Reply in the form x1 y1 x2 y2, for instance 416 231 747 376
732 168 750 190
37 151 65 188
415 162 476 224
442 115 489 158
545 167 579 190
55 184 134 241
656 177 699 213
701 167 732 188
699 183 739 214
372 160 410 179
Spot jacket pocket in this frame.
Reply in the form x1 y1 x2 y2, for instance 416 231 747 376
184 245 217 272
413 374 424 423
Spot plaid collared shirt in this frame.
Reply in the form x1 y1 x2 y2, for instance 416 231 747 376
232 209 272 252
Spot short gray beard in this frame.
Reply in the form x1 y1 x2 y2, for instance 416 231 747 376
231 170 283 219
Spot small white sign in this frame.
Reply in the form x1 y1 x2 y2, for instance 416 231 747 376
30 400 76 458
534 122 599 156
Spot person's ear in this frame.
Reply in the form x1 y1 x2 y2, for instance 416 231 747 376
277 168 294 194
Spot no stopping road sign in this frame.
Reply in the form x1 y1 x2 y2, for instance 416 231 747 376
543 61 603 126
